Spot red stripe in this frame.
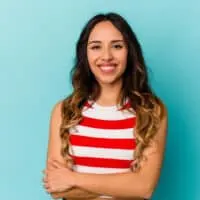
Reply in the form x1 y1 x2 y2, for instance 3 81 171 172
79 116 136 129
83 101 93 108
70 155 132 168
118 102 132 111
70 135 136 149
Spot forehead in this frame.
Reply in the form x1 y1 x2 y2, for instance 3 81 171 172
88 21 124 41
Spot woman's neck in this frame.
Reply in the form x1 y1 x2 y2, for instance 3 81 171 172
96 81 122 106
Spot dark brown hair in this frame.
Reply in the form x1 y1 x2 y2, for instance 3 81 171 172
60 12 165 171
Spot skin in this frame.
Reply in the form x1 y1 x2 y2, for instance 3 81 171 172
87 21 128 101
42 21 168 200
86 20 128 105
43 101 100 200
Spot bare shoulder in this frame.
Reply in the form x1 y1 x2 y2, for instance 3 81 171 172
50 100 63 120
46 99 65 165
143 100 168 158
153 98 168 141
154 100 168 155
159 98 168 120
157 100 168 137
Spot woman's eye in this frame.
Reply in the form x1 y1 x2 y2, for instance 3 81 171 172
113 44 123 49
90 46 101 50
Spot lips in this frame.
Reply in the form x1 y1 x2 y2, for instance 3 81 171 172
98 63 117 73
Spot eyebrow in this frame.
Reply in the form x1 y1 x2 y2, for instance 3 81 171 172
88 40 125 45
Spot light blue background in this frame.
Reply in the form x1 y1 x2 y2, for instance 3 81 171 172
0 0 199 199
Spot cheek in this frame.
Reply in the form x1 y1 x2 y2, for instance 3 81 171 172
87 52 98 74
116 52 128 68
87 50 99 64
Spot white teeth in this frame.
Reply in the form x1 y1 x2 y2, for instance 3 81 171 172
99 65 116 73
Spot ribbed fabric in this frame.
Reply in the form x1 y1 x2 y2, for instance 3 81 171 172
68 99 137 198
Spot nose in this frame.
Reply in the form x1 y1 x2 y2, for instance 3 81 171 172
101 48 113 61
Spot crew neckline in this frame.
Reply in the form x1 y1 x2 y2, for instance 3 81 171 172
90 97 130 111
92 101 119 111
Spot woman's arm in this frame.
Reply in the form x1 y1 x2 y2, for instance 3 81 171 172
70 108 168 199
44 101 99 199
50 188 99 200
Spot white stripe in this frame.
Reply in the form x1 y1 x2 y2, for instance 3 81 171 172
69 146 135 160
83 108 135 120
73 165 131 174
69 126 135 139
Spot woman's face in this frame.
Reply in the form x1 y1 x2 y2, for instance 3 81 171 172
87 21 128 86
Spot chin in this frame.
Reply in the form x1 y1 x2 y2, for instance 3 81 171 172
98 78 119 85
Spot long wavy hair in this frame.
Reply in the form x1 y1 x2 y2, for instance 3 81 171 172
60 12 165 172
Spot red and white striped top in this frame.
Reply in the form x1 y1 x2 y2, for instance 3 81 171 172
69 98 137 175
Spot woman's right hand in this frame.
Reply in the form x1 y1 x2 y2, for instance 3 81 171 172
43 159 99 199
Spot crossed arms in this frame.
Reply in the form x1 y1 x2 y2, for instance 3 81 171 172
43 101 167 199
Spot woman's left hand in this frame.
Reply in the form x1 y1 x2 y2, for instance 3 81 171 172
43 159 76 193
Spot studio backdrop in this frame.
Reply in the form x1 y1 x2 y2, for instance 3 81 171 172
0 0 199 199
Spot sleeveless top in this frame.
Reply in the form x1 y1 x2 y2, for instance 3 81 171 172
68 99 137 199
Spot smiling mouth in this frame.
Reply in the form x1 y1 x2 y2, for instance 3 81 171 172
98 64 117 73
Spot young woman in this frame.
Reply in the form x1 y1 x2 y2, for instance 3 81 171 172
42 12 167 200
